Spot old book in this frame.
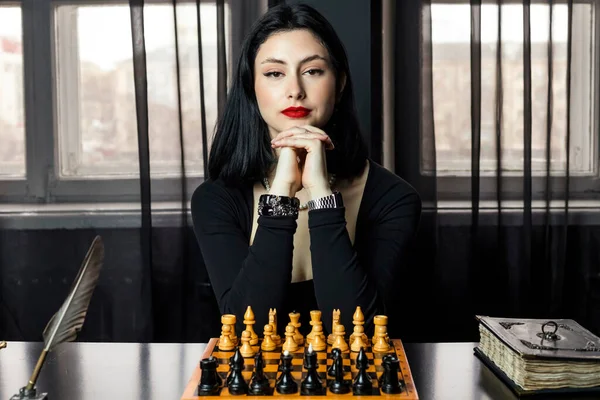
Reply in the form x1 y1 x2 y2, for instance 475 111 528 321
474 315 600 396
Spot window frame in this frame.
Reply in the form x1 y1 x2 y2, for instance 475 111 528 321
0 0 240 203
424 0 600 202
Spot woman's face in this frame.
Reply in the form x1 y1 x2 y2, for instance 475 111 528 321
254 29 339 139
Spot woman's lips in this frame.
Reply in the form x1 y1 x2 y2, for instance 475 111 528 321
281 107 311 118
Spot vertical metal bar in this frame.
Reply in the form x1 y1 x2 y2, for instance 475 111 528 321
216 0 227 118
22 0 55 202
129 0 154 340
382 0 395 172
470 0 481 230
370 0 383 163
522 0 533 312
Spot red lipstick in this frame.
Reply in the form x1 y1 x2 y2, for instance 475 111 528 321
281 107 311 118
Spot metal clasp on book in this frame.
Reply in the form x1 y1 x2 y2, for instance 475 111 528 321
585 341 597 351
539 321 560 341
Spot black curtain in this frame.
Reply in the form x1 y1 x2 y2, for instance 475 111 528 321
126 0 275 342
392 0 600 342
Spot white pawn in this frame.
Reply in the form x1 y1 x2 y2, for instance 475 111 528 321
332 324 348 352
350 324 367 352
311 324 327 351
261 324 277 352
240 330 256 358
219 324 235 351
282 324 299 352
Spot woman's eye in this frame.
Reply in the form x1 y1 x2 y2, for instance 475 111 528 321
264 72 283 78
305 69 324 76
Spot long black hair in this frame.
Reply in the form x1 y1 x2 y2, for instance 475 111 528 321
207 3 368 185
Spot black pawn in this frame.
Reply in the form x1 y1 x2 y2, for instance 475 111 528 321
198 356 221 395
328 348 350 394
249 350 271 395
276 351 299 394
352 347 372 395
380 354 404 394
327 348 342 377
227 348 248 395
301 347 324 395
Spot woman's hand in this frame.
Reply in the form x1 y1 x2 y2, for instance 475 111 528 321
271 125 334 200
270 146 302 197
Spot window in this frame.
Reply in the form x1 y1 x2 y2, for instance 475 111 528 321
0 0 231 203
0 5 25 179
426 2 598 184
55 3 225 179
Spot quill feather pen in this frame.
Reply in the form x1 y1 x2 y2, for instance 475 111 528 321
25 235 104 391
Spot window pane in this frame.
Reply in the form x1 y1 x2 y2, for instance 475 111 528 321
429 4 594 176
0 6 25 178
55 3 227 178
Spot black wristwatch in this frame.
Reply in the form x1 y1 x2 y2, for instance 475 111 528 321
307 191 343 211
258 194 300 218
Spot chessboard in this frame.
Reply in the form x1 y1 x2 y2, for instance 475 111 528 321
180 338 419 399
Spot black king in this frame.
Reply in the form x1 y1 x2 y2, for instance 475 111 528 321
300 343 325 395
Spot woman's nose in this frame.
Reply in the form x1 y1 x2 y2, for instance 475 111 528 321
286 76 305 100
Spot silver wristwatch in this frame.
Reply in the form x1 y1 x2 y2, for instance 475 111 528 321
307 191 344 211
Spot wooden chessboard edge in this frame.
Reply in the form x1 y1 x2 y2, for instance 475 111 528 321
391 339 419 400
181 338 219 400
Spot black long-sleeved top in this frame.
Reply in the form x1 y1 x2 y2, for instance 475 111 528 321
191 160 421 337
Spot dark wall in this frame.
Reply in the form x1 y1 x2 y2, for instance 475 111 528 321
0 228 220 343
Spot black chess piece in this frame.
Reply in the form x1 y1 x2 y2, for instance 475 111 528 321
198 356 222 395
352 347 373 395
380 354 404 394
249 350 272 395
227 348 248 395
378 354 392 386
327 348 342 377
328 348 350 394
276 350 299 394
300 346 324 395
226 351 236 386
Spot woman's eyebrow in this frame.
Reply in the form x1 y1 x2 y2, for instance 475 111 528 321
260 54 328 65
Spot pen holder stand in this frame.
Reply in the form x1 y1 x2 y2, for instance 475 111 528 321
10 386 48 400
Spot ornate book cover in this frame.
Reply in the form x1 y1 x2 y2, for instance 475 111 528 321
474 315 600 397
475 315 600 361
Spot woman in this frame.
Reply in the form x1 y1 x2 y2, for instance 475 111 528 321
191 4 421 336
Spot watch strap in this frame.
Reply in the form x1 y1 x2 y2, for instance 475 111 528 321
307 191 343 211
